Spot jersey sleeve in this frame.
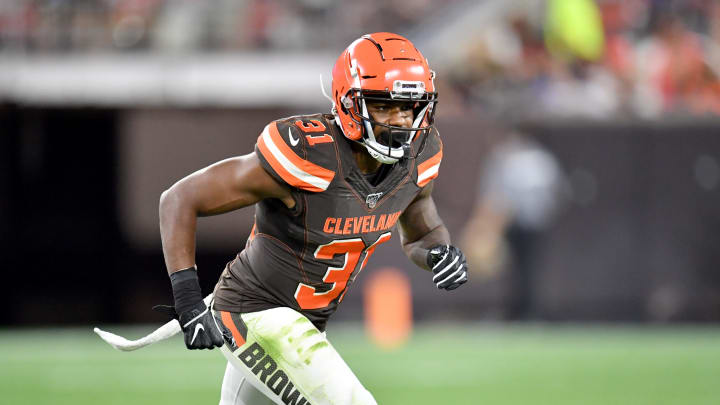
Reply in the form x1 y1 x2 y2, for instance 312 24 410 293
415 128 443 188
255 118 337 192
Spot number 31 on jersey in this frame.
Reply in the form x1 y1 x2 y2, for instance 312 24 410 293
295 119 333 146
294 233 392 309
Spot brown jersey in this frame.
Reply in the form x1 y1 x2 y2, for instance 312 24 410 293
213 113 442 331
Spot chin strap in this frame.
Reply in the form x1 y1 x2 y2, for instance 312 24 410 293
359 99 400 163
410 103 431 141
365 143 400 164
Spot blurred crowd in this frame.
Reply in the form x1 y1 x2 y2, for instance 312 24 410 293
1 0 719 118
444 0 720 119
0 0 455 52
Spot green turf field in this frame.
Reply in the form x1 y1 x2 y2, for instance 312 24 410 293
1 323 719 405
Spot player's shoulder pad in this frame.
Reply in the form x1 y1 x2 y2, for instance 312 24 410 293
255 113 338 192
414 127 443 188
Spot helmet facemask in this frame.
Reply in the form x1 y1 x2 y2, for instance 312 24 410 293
344 86 437 164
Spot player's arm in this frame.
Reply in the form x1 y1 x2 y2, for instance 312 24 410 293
398 182 449 270
398 182 468 290
159 152 293 272
157 152 293 349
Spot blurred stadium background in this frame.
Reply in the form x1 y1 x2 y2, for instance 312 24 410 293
1 0 720 404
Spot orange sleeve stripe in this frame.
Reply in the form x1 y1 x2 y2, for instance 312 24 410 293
418 149 442 173
220 311 245 346
417 149 442 187
266 122 335 181
257 133 326 192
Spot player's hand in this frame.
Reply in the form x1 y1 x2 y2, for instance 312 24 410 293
177 300 227 350
156 267 229 350
154 300 227 350
427 245 468 290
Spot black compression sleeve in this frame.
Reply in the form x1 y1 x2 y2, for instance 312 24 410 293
169 267 203 315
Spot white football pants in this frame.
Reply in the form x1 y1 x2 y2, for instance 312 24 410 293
214 306 376 405
219 361 274 405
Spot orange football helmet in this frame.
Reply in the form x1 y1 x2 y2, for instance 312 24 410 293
331 32 437 164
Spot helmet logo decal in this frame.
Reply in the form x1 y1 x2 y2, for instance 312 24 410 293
366 192 383 209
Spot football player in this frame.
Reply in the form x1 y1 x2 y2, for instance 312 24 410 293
158 32 468 405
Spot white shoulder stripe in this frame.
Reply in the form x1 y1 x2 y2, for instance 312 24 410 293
418 162 440 184
261 126 330 190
